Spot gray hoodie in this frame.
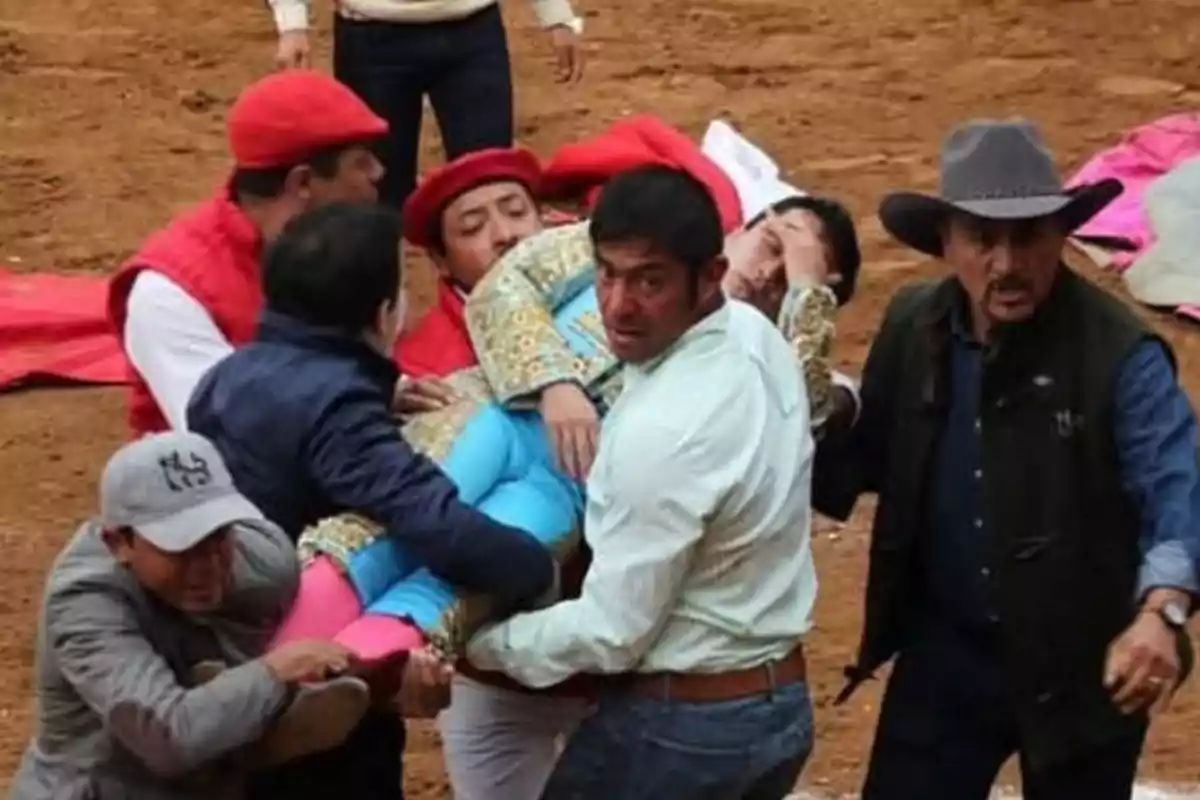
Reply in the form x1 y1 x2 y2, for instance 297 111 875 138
9 518 300 800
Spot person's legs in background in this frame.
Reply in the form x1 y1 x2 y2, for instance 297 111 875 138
333 15 429 209
333 6 513 210
438 674 591 800
427 4 514 159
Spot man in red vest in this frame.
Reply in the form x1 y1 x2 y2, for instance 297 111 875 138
108 69 388 436
395 146 547 379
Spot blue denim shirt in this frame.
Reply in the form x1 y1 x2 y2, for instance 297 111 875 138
925 314 1200 629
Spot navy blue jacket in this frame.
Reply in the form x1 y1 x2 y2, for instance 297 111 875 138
187 311 554 609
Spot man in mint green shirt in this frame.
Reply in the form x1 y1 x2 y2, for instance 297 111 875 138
467 165 817 799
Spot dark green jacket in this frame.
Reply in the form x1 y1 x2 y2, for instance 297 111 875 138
815 267 1179 766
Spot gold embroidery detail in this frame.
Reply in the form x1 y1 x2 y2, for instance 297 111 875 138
296 513 381 571
296 376 491 575
425 528 584 658
778 281 838 425
571 310 607 351
466 223 604 402
400 377 488 462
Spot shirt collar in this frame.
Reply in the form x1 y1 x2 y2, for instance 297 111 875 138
625 300 731 379
949 297 978 344
257 310 399 390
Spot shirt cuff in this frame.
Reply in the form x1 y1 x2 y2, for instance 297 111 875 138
531 0 576 28
1136 540 1200 600
272 2 309 32
465 624 508 673
831 370 862 423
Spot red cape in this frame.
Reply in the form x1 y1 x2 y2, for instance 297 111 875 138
542 114 743 233
394 281 477 378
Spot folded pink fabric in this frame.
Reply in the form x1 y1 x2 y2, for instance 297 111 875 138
1070 113 1200 270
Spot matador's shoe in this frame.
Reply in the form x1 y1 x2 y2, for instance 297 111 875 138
190 660 372 767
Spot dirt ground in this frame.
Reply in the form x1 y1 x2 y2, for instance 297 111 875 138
1 0 1199 795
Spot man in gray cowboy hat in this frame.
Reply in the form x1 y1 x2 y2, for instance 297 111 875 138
813 118 1200 799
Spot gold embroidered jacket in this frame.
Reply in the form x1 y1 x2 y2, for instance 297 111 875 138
465 221 839 424
297 222 839 657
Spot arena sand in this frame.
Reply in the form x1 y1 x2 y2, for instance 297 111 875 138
1 0 1198 794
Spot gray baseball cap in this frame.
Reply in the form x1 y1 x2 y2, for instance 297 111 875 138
99 431 265 553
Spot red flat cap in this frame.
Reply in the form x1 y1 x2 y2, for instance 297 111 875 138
403 147 543 249
227 69 388 169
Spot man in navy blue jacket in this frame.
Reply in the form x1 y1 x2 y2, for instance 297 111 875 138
187 201 555 799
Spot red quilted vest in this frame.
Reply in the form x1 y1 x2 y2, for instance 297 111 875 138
107 186 264 436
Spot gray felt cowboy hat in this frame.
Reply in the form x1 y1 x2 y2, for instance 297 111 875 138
879 118 1124 257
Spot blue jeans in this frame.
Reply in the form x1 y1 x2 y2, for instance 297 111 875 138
541 681 814 800
333 4 514 208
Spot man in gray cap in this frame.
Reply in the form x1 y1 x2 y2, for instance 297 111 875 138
813 119 1199 799
10 431 373 800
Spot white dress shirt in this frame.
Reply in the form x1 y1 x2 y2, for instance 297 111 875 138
123 272 234 430
467 299 818 689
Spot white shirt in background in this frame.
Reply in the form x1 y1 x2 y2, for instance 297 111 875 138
123 272 233 431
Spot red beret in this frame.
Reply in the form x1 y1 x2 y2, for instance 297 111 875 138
402 147 543 249
227 69 388 169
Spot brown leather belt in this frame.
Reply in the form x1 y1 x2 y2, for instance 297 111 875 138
456 661 597 698
619 645 807 702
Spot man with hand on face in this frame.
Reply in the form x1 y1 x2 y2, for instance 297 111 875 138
10 432 368 800
108 69 387 437
723 193 863 434
816 119 1200 800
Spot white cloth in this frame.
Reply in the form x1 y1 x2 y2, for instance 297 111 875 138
701 119 806 223
467 300 817 688
1124 156 1200 307
123 272 233 431
438 676 589 800
831 369 862 423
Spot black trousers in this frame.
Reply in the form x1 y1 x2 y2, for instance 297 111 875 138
862 622 1146 800
248 710 404 799
333 5 514 209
